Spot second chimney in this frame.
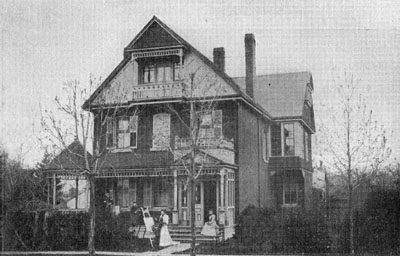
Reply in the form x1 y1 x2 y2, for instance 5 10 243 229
213 47 225 73
245 33 256 98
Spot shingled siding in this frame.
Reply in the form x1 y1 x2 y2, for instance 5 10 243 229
237 103 271 213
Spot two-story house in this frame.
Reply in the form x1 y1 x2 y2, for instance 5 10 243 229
44 16 315 240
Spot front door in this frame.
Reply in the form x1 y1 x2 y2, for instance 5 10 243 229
194 182 204 226
203 180 217 223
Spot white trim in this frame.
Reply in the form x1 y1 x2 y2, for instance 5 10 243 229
274 118 314 133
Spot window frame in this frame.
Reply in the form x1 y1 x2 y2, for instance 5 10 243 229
106 115 138 150
140 61 181 84
283 182 299 206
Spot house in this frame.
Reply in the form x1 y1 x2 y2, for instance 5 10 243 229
44 16 315 240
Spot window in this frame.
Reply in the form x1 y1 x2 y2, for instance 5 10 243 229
55 178 89 210
107 115 138 149
106 118 115 148
283 182 298 205
262 127 269 161
271 123 282 156
305 131 312 162
152 113 171 150
198 110 222 138
141 62 181 84
283 123 294 155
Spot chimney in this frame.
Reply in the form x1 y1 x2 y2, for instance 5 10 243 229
213 47 225 73
245 33 256 98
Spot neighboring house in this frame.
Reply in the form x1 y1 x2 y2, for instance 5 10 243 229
44 16 315 239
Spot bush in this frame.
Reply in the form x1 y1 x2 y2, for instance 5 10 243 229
235 205 330 253
356 188 400 254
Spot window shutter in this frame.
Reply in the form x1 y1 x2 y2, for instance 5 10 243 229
129 116 138 147
213 110 222 138
106 118 115 147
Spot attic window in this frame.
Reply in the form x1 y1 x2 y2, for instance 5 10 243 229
140 58 181 84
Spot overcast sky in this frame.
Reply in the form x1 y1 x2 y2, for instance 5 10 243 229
1 0 399 166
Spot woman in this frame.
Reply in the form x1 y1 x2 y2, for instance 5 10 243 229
201 209 218 236
159 209 179 247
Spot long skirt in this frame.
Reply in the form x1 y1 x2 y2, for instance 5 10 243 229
159 225 179 247
201 223 218 236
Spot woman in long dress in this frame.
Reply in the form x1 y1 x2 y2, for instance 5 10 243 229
201 209 219 236
159 209 179 247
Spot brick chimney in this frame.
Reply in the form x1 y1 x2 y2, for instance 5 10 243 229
213 47 225 73
245 33 256 98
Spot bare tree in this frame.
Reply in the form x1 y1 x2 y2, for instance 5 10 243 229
40 77 130 256
316 74 391 253
161 67 227 256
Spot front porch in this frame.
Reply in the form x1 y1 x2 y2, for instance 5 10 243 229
45 166 236 240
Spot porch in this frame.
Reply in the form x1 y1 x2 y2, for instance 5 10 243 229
45 166 236 240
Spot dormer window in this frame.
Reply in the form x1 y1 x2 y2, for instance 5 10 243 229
140 57 181 84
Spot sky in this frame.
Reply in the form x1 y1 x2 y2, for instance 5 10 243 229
1 0 399 166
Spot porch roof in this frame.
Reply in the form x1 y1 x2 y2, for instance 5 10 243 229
45 164 236 179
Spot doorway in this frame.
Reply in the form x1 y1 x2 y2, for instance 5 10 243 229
203 180 217 224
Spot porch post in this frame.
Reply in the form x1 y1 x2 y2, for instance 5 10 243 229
218 169 225 226
52 173 56 208
172 169 179 224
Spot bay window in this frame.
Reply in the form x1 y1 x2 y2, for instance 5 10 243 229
283 123 294 156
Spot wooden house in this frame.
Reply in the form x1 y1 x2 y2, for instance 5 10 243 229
44 16 315 241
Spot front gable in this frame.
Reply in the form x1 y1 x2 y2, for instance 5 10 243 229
86 16 244 108
126 20 182 50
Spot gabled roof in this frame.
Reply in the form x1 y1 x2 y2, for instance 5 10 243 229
232 72 313 118
45 140 92 171
82 16 272 120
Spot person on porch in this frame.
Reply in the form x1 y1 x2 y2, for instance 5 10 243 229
201 209 218 236
158 209 179 247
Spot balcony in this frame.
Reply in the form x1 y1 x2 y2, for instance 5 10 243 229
174 136 235 165
174 136 234 150
132 81 186 100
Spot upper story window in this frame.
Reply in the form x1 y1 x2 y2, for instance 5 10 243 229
271 122 312 160
271 123 282 156
141 60 181 84
199 110 222 138
152 113 171 151
262 126 270 161
106 115 138 149
283 123 295 156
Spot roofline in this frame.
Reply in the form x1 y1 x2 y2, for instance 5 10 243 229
83 16 273 121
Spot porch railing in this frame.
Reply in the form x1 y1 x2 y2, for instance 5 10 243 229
132 81 187 100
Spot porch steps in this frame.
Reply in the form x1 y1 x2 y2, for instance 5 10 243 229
169 226 219 243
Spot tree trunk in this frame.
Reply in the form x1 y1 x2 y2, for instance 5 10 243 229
349 185 354 254
189 177 196 256
88 175 96 256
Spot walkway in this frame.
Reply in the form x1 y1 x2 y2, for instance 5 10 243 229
0 243 191 256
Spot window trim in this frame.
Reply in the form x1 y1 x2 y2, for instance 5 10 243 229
106 115 138 151
140 61 181 85
282 181 299 206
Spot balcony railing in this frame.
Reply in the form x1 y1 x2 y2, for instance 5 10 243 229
174 136 234 150
132 81 186 100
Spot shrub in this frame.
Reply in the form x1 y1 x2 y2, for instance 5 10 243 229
235 205 330 253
